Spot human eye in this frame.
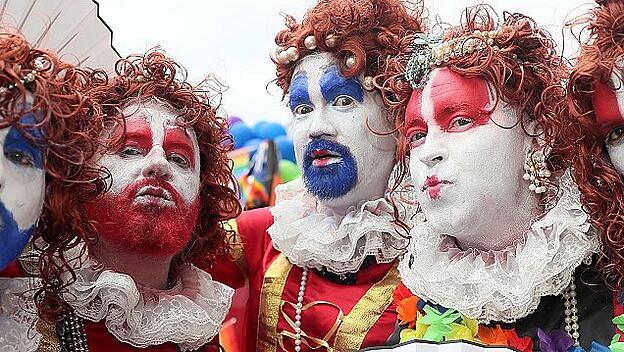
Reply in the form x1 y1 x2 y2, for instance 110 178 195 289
293 104 314 116
5 150 35 167
333 95 355 108
448 116 474 131
169 153 190 169
118 145 145 158
408 131 427 149
606 126 624 146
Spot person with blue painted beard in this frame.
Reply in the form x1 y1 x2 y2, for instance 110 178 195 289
0 32 108 351
196 0 425 350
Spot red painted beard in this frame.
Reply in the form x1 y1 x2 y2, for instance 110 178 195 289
85 178 200 256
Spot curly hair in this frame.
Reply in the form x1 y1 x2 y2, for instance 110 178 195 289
0 31 110 322
378 5 570 186
567 0 624 290
89 49 242 270
273 0 425 105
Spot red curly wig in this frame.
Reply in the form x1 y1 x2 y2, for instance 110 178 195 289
273 0 425 108
378 5 570 187
0 31 110 322
567 0 624 290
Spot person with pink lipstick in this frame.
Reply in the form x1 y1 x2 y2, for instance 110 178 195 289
34 50 240 351
200 0 424 350
374 5 618 350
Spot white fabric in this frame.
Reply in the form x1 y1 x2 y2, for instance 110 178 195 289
63 256 234 351
399 171 599 323
0 277 41 352
269 177 417 274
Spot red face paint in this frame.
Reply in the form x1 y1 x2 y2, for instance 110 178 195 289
404 68 493 149
592 81 624 138
115 116 153 153
164 127 195 168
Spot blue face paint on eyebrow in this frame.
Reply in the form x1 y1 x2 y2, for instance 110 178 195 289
289 74 312 113
3 111 44 169
319 67 364 104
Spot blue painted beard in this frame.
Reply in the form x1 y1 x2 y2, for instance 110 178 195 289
0 200 34 271
302 138 358 200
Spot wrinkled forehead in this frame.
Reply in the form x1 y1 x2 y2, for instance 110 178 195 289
405 68 492 126
591 71 624 136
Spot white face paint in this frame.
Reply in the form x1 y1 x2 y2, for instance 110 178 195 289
0 124 45 231
592 71 624 175
406 68 538 250
98 98 201 207
288 52 396 213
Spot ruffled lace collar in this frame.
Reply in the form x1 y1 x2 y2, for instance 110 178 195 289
63 253 234 351
268 177 417 274
0 277 40 352
399 171 599 324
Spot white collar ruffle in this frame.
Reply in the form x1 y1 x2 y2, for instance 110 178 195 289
63 255 234 351
398 171 599 324
0 277 40 352
268 177 417 274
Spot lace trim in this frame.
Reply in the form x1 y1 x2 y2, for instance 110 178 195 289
399 171 599 323
63 255 234 351
268 177 417 274
0 277 40 352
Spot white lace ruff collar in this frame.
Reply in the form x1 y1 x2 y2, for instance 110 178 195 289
268 177 417 274
63 254 234 351
0 277 40 352
399 171 599 324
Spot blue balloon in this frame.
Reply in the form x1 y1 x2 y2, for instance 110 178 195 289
230 123 256 149
252 121 270 136
257 122 287 140
274 135 296 162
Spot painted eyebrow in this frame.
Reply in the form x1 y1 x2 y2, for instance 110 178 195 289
289 74 312 112
4 125 44 169
318 67 363 104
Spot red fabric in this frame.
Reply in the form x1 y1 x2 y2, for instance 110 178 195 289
209 207 398 352
0 260 24 277
84 321 220 351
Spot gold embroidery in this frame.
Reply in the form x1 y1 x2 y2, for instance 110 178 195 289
278 300 344 351
225 219 248 280
334 262 400 349
35 318 60 352
258 254 292 351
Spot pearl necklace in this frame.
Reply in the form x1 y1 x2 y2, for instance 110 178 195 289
563 280 580 345
294 267 309 352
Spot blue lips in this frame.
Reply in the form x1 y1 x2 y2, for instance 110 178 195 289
302 138 358 200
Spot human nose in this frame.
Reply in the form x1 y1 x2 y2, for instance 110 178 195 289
308 108 337 139
417 133 448 168
141 147 172 180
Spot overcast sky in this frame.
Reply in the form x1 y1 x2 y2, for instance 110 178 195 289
96 0 592 125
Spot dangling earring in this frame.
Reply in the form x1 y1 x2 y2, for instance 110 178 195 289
523 149 551 194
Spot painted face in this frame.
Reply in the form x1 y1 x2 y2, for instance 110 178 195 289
592 71 624 175
86 99 201 256
406 68 536 250
289 52 396 213
0 109 45 270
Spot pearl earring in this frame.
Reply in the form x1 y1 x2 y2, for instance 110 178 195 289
523 149 551 194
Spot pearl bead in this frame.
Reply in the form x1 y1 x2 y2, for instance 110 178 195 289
278 50 290 64
298 296 304 303
572 331 580 339
565 325 572 332
286 47 299 61
295 340 301 346
304 35 317 50
295 320 301 327
295 346 301 352
522 173 530 180
362 76 374 91
529 184 536 191
345 55 356 68
325 34 338 48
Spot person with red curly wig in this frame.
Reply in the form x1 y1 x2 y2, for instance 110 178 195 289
0 32 107 351
32 50 242 352
377 5 617 350
202 0 424 351
566 0 624 345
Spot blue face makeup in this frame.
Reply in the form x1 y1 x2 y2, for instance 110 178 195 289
302 138 358 200
289 74 312 113
319 67 364 105
3 111 44 169
0 199 33 271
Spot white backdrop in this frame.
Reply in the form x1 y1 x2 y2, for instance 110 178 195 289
96 0 592 125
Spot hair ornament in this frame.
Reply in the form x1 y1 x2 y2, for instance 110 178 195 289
404 29 501 89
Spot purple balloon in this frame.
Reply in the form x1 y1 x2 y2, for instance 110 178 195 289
227 115 243 127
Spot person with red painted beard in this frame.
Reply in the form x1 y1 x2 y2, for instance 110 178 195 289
34 49 242 351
